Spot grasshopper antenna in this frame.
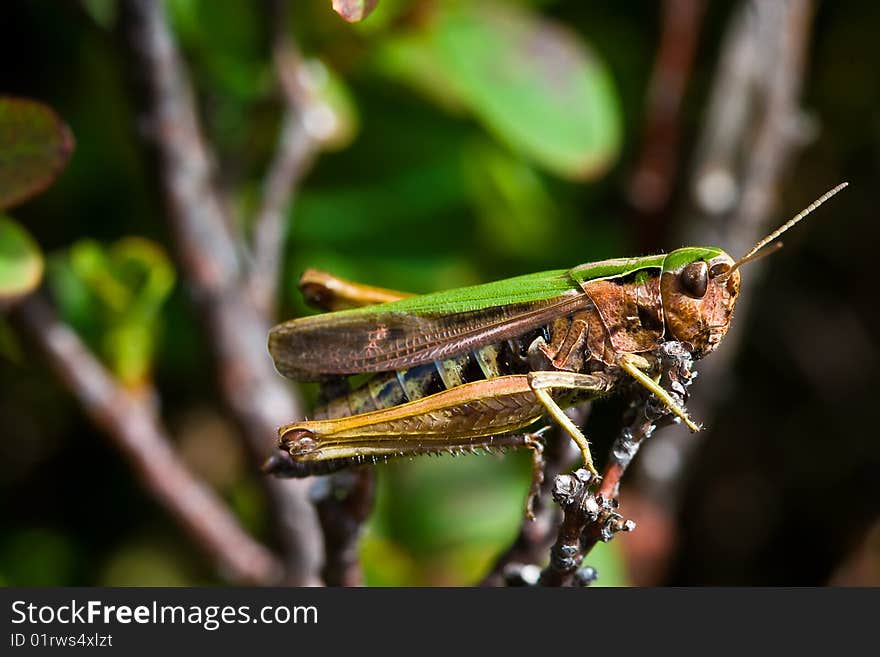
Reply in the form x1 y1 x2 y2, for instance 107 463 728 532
723 182 849 279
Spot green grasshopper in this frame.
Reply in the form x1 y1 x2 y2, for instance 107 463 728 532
264 183 847 501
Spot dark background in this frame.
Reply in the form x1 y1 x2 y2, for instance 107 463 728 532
1 0 877 586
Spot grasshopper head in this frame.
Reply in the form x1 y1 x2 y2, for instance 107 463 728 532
657 183 849 358
660 247 740 359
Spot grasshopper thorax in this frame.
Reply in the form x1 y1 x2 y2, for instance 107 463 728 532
660 247 740 359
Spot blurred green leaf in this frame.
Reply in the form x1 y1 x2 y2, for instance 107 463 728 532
0 216 44 305
376 2 622 180
49 237 175 387
376 33 467 113
0 96 74 210
332 0 379 23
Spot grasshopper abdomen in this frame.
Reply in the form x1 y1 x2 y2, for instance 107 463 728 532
314 326 551 421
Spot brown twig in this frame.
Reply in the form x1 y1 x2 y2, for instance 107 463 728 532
627 0 705 241
314 469 376 586
635 0 816 503
117 0 323 584
10 295 282 585
247 0 320 318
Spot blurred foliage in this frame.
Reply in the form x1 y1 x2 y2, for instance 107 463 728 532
0 527 79 586
0 96 74 211
0 216 43 305
1 0 878 587
361 454 629 586
0 96 74 304
376 2 621 179
48 237 175 388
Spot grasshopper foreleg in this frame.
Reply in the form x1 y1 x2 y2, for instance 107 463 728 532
618 351 702 432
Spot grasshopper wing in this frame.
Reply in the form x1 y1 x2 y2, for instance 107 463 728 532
269 269 589 380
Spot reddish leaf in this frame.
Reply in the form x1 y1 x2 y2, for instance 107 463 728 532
0 97 75 210
332 0 379 22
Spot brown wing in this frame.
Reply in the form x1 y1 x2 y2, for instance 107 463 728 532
268 291 589 381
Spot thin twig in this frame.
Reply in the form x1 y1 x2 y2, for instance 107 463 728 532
10 295 282 585
314 469 376 586
627 0 706 249
248 0 320 317
635 0 816 503
117 0 323 584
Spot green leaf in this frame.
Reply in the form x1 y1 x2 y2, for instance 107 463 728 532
0 97 75 210
375 33 468 113
332 0 379 22
377 2 622 180
0 216 44 305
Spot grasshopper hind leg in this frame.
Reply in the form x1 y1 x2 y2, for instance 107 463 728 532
268 424 551 520
262 448 358 477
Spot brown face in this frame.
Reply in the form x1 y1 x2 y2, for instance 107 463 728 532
660 253 741 358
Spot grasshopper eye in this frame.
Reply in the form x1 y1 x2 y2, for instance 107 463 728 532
680 261 708 298
709 262 731 278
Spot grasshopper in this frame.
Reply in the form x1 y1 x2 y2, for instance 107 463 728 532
264 183 847 505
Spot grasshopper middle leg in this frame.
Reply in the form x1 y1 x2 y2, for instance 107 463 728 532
527 371 616 476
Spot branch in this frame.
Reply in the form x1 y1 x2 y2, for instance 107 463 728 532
10 295 282 585
627 0 706 247
634 0 816 501
117 0 323 584
247 0 320 317
540 344 694 587
314 470 376 586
